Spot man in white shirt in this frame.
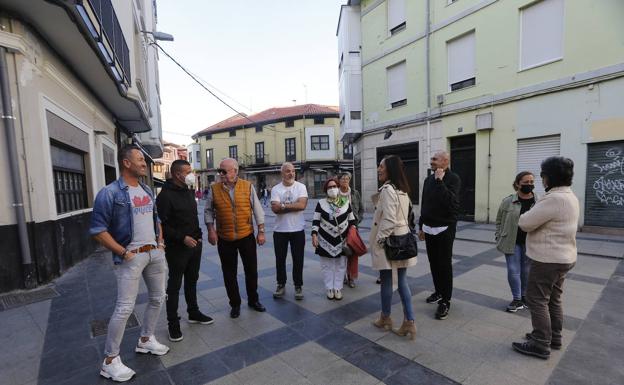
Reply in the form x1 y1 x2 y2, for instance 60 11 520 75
271 162 308 300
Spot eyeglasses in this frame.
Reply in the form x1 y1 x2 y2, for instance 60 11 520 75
217 169 227 175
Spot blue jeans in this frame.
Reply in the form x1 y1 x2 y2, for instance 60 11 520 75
380 268 414 320
505 244 530 300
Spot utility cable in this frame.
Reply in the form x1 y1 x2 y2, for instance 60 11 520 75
151 41 293 135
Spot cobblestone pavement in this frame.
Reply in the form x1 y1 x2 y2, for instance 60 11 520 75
1 199 623 385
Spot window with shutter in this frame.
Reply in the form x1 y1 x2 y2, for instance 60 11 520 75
520 0 564 70
387 61 407 108
388 0 406 35
447 31 476 91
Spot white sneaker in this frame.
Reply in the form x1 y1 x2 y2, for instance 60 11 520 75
326 289 334 300
334 289 343 300
135 335 170 355
100 356 135 382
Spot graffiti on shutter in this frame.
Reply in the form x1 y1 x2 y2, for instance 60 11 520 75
584 141 624 227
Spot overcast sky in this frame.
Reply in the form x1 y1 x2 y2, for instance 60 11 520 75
156 0 344 144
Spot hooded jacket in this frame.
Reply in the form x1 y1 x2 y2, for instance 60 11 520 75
156 179 202 247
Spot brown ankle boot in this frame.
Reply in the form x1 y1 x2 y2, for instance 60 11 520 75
393 319 416 340
372 313 393 330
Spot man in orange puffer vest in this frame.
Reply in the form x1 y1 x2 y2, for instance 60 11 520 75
204 158 266 318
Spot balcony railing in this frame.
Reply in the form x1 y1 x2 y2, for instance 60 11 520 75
254 154 270 165
239 154 270 167
76 0 131 87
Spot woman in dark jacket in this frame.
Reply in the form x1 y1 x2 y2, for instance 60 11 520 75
495 171 536 313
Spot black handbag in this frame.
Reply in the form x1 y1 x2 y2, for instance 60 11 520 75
384 187 418 261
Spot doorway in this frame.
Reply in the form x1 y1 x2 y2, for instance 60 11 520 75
376 142 419 203
450 135 475 221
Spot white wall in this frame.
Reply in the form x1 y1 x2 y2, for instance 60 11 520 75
305 126 336 161
338 4 363 141
515 77 624 226
187 143 201 170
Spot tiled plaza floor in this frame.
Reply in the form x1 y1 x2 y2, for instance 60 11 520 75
1 200 623 385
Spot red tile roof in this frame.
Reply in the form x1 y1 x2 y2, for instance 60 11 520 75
194 104 339 137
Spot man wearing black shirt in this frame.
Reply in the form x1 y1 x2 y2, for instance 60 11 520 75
156 160 213 342
418 151 461 320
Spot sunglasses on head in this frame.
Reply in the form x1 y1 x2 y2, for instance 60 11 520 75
217 168 227 175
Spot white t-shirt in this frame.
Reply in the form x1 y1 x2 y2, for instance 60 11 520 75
126 185 156 250
271 181 308 232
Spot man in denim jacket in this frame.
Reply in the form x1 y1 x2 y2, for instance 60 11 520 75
90 145 169 382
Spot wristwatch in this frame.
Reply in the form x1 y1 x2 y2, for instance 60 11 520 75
280 202 286 210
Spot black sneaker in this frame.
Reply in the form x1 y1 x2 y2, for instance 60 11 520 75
168 321 183 342
294 286 304 300
188 311 214 325
506 300 526 313
522 296 529 309
512 341 550 359
426 292 442 304
273 284 285 299
525 333 561 350
435 302 450 320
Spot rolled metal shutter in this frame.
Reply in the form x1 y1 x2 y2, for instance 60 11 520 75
584 141 624 227
517 135 561 196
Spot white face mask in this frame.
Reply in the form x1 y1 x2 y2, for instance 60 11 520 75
327 187 339 198
184 173 195 187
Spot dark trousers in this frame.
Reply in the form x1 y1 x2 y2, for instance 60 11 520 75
425 225 456 303
217 234 258 307
165 243 202 322
526 259 575 349
273 230 305 287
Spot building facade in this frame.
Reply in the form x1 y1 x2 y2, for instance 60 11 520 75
153 141 188 181
338 0 624 230
192 104 353 197
0 0 165 292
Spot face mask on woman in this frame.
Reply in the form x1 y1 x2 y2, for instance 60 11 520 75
519 184 534 194
327 187 339 199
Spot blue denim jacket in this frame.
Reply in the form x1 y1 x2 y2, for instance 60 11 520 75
90 177 160 264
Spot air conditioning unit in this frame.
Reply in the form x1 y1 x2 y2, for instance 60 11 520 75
476 112 493 131
436 94 444 105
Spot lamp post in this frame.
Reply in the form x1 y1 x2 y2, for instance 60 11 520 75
142 30 174 41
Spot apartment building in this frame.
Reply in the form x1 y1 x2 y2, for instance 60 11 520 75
192 104 353 197
338 0 624 230
0 0 165 292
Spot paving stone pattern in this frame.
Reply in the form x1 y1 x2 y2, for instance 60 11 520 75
0 199 622 385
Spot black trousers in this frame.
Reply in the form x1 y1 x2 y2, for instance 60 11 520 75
425 225 456 303
165 242 202 322
217 234 258 307
273 230 305 287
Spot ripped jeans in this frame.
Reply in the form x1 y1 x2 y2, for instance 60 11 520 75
104 248 167 357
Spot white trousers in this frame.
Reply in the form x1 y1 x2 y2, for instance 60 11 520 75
320 255 347 290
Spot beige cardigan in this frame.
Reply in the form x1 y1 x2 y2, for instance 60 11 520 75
518 186 579 264
369 183 417 271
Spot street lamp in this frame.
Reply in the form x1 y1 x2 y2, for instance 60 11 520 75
142 30 174 41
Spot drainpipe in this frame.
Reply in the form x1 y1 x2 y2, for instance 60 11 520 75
486 129 492 223
425 0 432 174
0 47 36 289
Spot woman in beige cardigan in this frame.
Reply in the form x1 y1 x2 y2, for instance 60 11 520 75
512 156 579 360
370 155 417 340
